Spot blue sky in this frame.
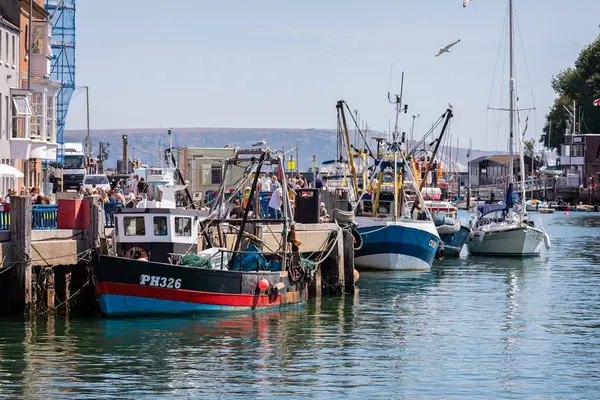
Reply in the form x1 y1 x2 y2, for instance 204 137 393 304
65 0 599 151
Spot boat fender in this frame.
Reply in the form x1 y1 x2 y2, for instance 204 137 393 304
351 227 363 251
436 244 444 260
271 282 286 293
353 269 360 283
543 232 551 250
258 278 270 291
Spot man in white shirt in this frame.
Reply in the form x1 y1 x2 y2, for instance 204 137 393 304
268 186 283 219
130 175 138 194
260 173 272 192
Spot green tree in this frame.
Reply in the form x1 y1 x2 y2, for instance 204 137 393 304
543 35 600 153
523 138 535 158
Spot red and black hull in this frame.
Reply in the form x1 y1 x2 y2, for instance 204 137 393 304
94 255 308 316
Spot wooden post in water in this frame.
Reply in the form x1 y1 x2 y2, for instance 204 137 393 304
0 197 33 315
85 196 105 250
336 230 345 291
342 229 355 293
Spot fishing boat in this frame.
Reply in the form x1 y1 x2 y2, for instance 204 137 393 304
94 151 316 316
467 0 550 256
525 199 540 212
354 175 442 270
454 197 479 212
427 200 471 256
332 99 449 271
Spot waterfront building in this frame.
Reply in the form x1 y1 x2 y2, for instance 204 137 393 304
13 0 59 190
468 154 541 187
559 133 600 188
0 0 20 194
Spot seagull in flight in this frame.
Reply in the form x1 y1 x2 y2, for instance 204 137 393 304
463 0 474 7
251 139 267 147
435 39 461 57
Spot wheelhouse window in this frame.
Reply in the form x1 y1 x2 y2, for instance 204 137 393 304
153 216 168 236
124 216 146 236
174 217 192 237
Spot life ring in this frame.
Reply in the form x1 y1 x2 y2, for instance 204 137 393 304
124 246 149 260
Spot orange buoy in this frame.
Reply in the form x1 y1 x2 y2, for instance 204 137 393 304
258 279 270 291
564 211 569 216
353 269 360 283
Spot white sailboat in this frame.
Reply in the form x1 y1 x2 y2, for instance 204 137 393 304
467 0 550 256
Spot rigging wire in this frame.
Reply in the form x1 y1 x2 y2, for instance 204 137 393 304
343 101 375 158
486 5 509 152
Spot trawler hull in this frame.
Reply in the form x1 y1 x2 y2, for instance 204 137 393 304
467 226 545 256
95 255 307 316
354 218 440 271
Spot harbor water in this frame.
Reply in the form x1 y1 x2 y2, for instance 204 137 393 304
1 212 599 399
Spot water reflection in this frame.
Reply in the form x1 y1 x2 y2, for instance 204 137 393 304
0 211 600 398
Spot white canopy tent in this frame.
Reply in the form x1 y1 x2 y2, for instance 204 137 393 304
0 164 23 199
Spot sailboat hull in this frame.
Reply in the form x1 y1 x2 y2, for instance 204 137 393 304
467 226 545 256
355 218 440 271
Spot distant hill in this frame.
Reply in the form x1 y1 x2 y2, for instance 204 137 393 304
64 127 500 170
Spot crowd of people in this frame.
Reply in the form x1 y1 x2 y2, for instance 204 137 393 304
227 171 328 222
75 175 152 207
1 187 52 205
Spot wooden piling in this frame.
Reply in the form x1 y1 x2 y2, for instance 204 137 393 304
336 230 345 291
0 196 32 315
85 196 105 250
342 229 355 293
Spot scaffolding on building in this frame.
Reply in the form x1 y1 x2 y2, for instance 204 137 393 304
45 0 76 164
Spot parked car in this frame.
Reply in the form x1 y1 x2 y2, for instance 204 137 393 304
82 174 111 192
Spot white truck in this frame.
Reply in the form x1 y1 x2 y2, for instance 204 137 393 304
62 142 86 190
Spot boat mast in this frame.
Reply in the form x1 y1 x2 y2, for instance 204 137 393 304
508 0 515 187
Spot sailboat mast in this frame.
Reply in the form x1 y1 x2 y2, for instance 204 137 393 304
508 0 515 186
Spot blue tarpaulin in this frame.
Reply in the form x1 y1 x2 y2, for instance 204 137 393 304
232 244 269 272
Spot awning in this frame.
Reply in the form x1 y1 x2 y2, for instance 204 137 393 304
0 164 24 178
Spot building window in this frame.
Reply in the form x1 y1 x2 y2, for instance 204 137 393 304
30 92 43 140
124 216 146 236
174 217 192 237
5 95 7 139
211 165 222 184
5 33 7 64
12 96 32 139
32 23 46 55
572 144 585 158
153 216 168 236
46 94 55 142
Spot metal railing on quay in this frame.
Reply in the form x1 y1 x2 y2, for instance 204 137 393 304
32 204 58 230
0 210 9 231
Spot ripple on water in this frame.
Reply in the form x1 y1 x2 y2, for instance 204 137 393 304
0 213 599 399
